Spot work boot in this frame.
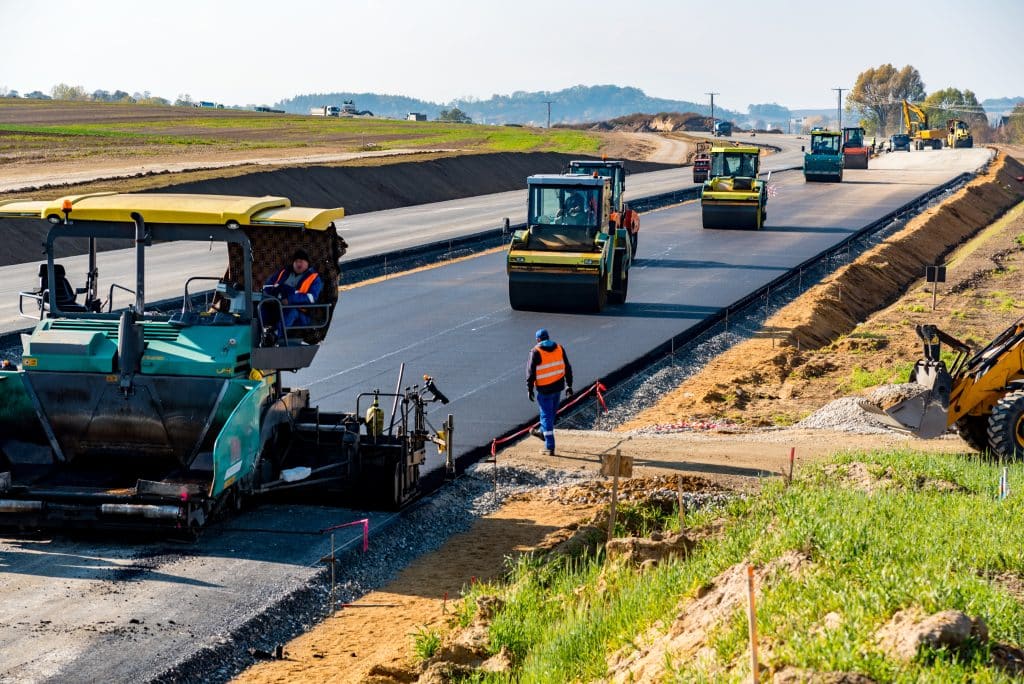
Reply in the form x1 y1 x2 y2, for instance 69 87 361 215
540 448 555 456
530 427 543 441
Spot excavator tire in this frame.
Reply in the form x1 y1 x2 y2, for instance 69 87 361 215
986 389 1024 459
954 415 991 454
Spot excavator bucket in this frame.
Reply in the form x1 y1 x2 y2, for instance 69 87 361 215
858 359 954 438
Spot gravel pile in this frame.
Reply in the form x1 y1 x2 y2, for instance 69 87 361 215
795 397 890 434
865 383 930 410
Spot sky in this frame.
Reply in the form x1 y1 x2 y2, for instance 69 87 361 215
1 0 1021 111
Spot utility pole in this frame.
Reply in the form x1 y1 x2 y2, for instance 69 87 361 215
542 100 554 129
832 87 846 131
706 91 720 133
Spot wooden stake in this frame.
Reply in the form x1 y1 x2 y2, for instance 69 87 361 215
677 477 685 531
788 447 795 486
607 450 621 542
747 564 759 683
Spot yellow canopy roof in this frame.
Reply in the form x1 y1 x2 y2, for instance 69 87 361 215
711 146 760 154
0 193 345 231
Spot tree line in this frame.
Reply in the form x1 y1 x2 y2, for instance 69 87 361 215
846 64 1022 144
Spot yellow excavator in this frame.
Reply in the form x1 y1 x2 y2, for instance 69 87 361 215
902 100 945 150
860 319 1024 458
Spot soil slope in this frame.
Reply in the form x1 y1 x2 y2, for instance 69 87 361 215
623 152 1024 429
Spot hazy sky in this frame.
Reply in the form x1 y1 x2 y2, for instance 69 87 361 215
1 0 1021 111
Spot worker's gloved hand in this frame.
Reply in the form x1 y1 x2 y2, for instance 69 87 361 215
565 386 574 399
528 389 535 402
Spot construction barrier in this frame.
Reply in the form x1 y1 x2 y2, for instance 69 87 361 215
489 380 607 457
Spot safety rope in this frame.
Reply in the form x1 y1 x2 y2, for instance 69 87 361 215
490 380 607 457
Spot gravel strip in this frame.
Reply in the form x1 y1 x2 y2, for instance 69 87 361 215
152 462 604 683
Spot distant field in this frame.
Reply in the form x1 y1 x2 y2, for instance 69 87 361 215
0 99 602 164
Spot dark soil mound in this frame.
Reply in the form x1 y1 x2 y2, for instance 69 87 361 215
0 153 673 267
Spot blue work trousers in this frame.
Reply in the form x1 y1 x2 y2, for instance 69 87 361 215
536 390 560 451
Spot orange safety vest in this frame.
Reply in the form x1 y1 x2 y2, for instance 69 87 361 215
534 344 566 387
296 271 319 295
272 269 318 293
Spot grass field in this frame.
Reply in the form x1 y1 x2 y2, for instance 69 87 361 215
453 450 1024 682
0 99 602 164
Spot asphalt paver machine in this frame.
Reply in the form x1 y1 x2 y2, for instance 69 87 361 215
0 193 452 535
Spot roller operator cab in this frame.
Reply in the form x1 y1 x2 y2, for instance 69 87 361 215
567 159 640 254
507 174 631 312
841 126 870 170
700 146 767 230
0 193 454 536
803 129 844 182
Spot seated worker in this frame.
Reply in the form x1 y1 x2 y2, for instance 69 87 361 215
261 248 323 342
555 192 589 226
737 156 755 177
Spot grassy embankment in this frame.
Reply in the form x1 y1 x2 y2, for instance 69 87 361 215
0 111 601 160
447 451 1024 682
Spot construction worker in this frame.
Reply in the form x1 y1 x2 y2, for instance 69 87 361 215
261 248 323 342
527 328 574 456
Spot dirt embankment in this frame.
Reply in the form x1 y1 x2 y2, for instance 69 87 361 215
561 111 714 134
0 152 674 268
623 151 1024 429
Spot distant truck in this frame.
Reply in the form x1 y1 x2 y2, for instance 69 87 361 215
891 133 911 152
311 105 342 117
714 121 733 137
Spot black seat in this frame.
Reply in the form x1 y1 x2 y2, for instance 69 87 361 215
37 263 87 312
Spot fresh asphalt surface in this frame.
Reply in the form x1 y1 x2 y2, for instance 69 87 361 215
0 141 991 682
0 135 803 336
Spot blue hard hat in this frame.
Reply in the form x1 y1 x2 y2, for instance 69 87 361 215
535 328 549 341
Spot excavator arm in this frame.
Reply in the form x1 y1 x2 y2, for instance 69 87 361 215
902 100 928 135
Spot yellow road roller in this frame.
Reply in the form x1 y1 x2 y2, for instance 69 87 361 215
506 174 631 313
700 146 767 230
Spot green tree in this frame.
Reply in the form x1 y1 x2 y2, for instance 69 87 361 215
922 87 987 127
50 83 88 100
1005 103 1024 144
847 64 925 136
437 107 472 124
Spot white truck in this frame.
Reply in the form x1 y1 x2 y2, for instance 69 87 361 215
310 105 341 117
